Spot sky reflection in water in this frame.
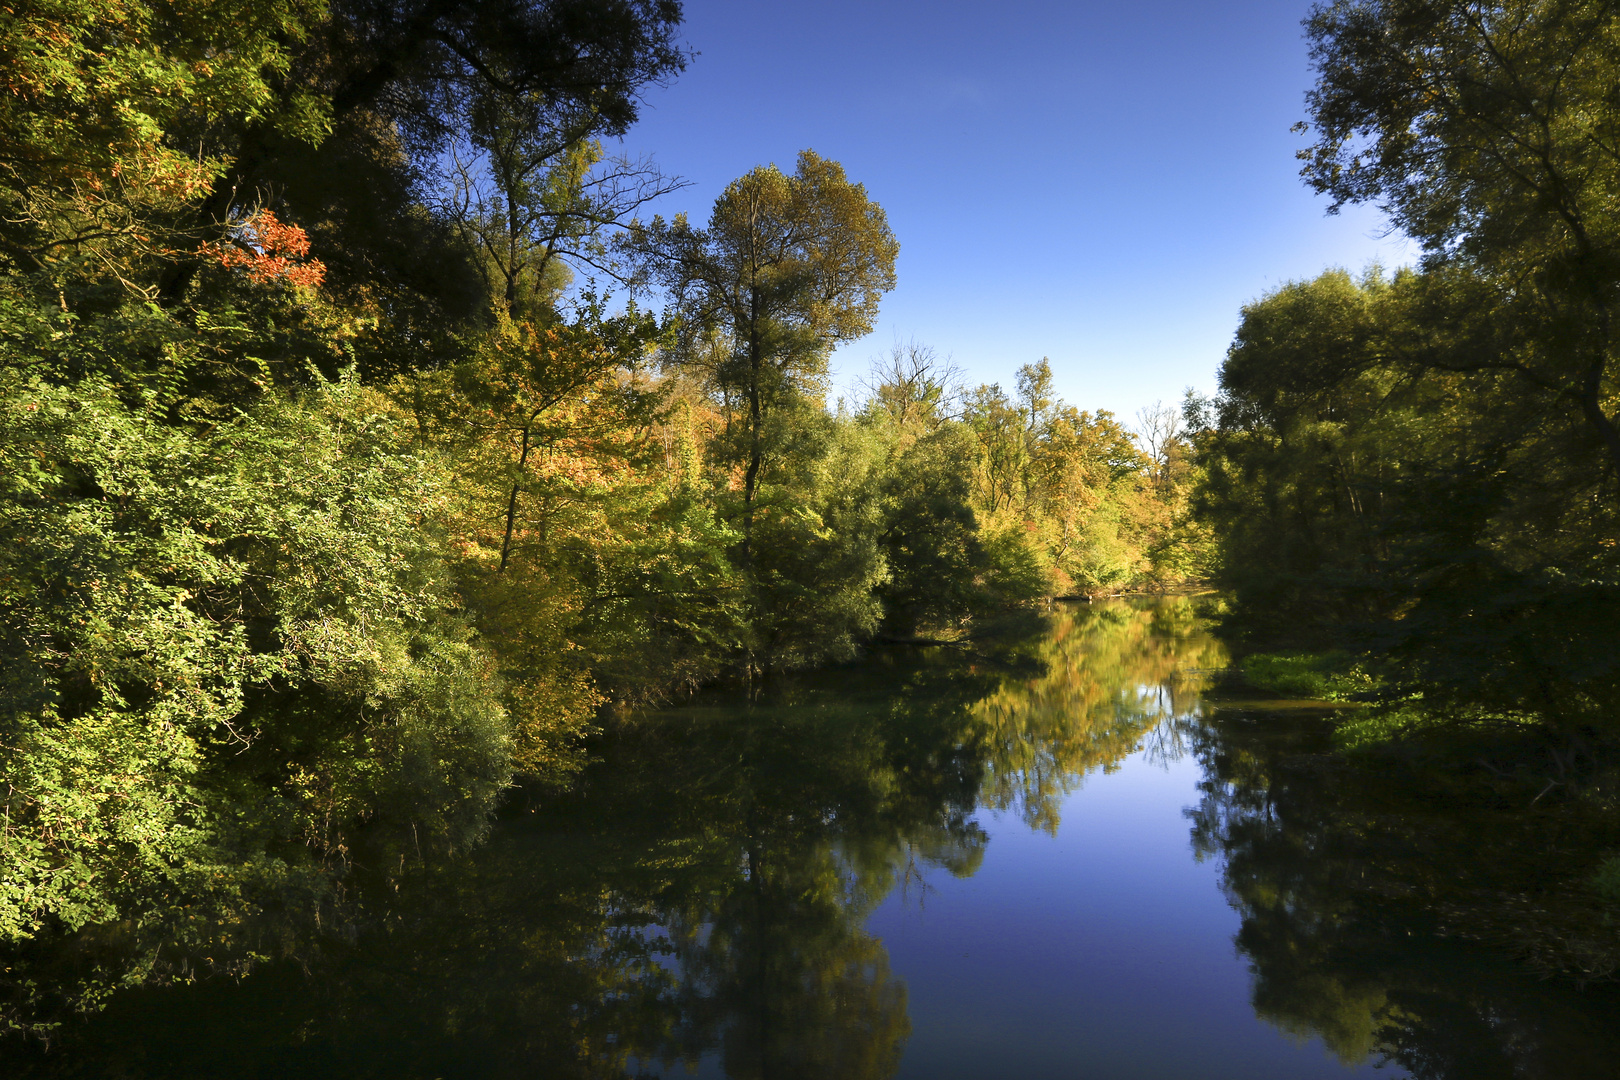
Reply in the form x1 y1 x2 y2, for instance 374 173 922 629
8 598 1618 1078
871 740 1383 1079
664 598 1383 1079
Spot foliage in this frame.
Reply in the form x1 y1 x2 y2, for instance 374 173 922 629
625 150 899 551
746 404 889 667
957 360 1199 597
1190 702 1620 1070
872 424 986 633
0 0 1207 1020
1594 856 1620 904
1192 2 1619 744
0 360 509 945
0 598 1232 1063
0 0 331 277
1192 265 1620 739
1240 652 1375 702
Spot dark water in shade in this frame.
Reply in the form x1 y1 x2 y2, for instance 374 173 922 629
4 598 1619 1078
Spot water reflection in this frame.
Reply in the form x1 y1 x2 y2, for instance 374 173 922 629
1 600 1218 1077
1188 703 1620 1079
5 598 1616 1078
974 599 1226 832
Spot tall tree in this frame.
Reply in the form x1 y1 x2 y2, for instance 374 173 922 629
439 68 684 321
627 150 899 557
1301 0 1620 486
152 0 689 309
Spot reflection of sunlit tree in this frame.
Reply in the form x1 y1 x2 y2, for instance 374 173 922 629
4 600 1243 1078
975 598 1228 832
610 681 993 1078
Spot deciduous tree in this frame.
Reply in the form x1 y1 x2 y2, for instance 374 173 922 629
627 150 899 558
1301 0 1620 485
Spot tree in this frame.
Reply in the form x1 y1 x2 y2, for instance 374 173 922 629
1134 399 1185 493
1300 0 1620 486
0 0 700 962
862 338 961 433
0 364 513 945
440 116 683 320
873 425 986 635
627 150 899 558
962 383 1028 515
1196 266 1620 735
157 0 686 310
0 0 331 279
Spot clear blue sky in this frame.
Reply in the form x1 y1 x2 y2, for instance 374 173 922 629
613 0 1412 421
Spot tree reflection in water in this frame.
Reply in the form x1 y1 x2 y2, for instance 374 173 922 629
0 599 1223 1078
11 598 1620 1078
975 598 1226 832
1188 704 1620 1080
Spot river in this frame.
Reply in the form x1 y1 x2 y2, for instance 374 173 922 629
3 597 1617 1078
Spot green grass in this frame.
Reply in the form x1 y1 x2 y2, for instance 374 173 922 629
1240 651 1376 702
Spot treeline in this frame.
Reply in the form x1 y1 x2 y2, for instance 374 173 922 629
1185 0 1620 899
0 0 1194 960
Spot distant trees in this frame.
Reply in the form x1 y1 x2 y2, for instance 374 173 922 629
1134 400 1185 493
954 359 1201 596
863 339 960 432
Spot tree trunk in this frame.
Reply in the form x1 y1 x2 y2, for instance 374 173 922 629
1578 346 1620 489
499 425 533 571
740 289 763 566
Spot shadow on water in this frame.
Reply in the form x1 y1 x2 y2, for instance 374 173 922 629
1189 696 1620 1079
3 598 1619 1077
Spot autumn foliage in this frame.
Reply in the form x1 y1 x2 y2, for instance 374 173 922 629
206 209 327 288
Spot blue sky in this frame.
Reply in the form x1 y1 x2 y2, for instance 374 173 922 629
613 0 1412 421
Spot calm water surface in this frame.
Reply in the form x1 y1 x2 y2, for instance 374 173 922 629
6 599 1617 1078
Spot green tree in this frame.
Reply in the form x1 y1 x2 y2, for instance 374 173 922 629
0 0 331 278
1196 265 1620 737
0 362 510 945
627 150 899 559
872 425 987 635
1301 0 1620 483
441 114 682 320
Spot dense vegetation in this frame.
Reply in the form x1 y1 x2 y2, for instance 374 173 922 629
0 0 1198 1002
1202 0 1620 712
1187 0 1620 972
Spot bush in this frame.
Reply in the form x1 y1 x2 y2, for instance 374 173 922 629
1240 651 1375 701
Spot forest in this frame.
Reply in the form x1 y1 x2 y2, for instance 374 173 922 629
2 0 1619 1052
0 0 1201 977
